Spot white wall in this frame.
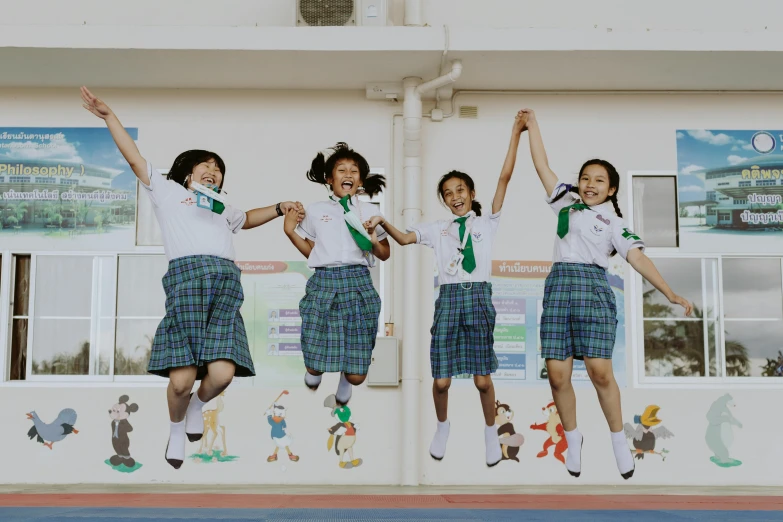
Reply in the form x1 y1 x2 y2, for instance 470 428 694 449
3 0 781 32
2 88 783 485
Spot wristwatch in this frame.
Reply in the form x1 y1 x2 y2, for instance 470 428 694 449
276 202 283 217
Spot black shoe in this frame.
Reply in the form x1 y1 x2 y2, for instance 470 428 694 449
567 437 583 478
165 441 183 470
621 462 635 480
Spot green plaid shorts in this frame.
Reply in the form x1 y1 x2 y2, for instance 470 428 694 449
148 255 255 379
299 265 381 375
540 262 618 361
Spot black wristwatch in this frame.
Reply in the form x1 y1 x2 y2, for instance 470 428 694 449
276 202 283 217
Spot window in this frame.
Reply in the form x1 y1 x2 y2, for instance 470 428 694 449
631 175 679 248
639 256 783 381
6 253 167 381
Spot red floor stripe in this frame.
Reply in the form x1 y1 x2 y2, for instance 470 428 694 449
0 494 782 511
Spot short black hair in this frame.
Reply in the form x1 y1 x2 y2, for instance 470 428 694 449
167 150 226 189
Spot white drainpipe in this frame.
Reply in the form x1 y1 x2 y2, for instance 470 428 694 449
404 0 424 27
400 59 462 486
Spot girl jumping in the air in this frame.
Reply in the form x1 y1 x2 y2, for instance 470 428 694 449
81 87 304 469
522 108 692 479
364 111 528 467
283 142 389 405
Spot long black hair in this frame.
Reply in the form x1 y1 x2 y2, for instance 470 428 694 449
306 142 385 197
551 159 622 255
437 170 482 216
167 150 226 189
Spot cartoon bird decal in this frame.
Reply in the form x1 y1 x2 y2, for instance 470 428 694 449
324 395 362 470
623 405 673 460
27 409 79 450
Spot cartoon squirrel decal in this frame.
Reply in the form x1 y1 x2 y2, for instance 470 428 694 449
530 401 567 465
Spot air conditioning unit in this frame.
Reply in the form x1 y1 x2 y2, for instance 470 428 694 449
295 0 387 27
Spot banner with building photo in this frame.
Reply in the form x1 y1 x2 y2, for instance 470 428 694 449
0 127 139 250
677 129 783 252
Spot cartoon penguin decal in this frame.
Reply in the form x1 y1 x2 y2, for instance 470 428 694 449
324 394 362 469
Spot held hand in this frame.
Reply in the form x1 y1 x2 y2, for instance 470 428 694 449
519 108 536 125
669 294 693 317
364 215 384 230
280 201 305 223
512 110 529 134
80 86 113 120
283 207 299 235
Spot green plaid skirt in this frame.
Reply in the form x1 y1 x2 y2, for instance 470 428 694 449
148 255 255 379
430 282 498 379
299 265 381 375
540 262 617 361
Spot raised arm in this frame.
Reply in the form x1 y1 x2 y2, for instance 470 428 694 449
521 109 559 196
627 248 693 316
364 216 417 246
491 110 528 214
283 208 313 258
243 201 304 230
81 87 148 185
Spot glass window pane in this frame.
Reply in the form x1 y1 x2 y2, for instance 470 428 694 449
13 255 30 317
31 319 91 375
114 319 157 375
117 255 168 317
643 320 706 376
642 258 703 319
34 256 94 317
136 178 163 246
722 258 783 319
10 318 28 380
632 176 678 248
724 320 783 377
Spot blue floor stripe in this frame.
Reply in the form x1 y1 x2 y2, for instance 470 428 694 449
1 507 782 522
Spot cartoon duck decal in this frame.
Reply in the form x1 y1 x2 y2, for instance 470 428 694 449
530 401 567 465
27 409 78 450
324 394 362 469
623 405 674 460
265 390 299 463
495 401 524 462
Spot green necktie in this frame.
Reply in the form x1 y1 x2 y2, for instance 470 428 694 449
557 203 590 238
335 195 374 252
454 215 476 274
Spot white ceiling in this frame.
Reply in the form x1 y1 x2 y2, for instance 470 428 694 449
2 47 783 92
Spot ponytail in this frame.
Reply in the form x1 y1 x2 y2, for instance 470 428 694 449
549 184 580 205
471 200 483 216
437 170 481 215
306 142 384 196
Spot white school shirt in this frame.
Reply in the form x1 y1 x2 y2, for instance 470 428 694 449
140 161 246 261
296 197 388 269
407 211 501 285
547 182 644 268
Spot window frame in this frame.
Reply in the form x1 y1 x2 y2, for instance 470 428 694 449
627 170 783 389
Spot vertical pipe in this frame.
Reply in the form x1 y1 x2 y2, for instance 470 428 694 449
404 0 423 27
401 76 423 486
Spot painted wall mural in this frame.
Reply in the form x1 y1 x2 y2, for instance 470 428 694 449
623 405 674 462
27 408 78 450
324 394 362 469
530 401 567 465
106 395 141 473
192 391 236 463
494 400 524 463
266 390 299 464
706 394 743 468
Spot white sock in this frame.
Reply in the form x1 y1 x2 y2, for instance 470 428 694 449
611 430 634 475
304 372 322 388
185 392 206 435
564 428 583 474
166 420 186 462
429 420 450 460
484 424 502 466
335 372 353 404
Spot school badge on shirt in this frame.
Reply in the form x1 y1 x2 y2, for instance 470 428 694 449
321 215 332 222
472 231 483 243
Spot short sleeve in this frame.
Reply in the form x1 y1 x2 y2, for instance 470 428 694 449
223 205 247 234
546 182 579 214
489 211 501 238
611 221 645 260
139 161 175 206
296 203 318 241
406 220 441 248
